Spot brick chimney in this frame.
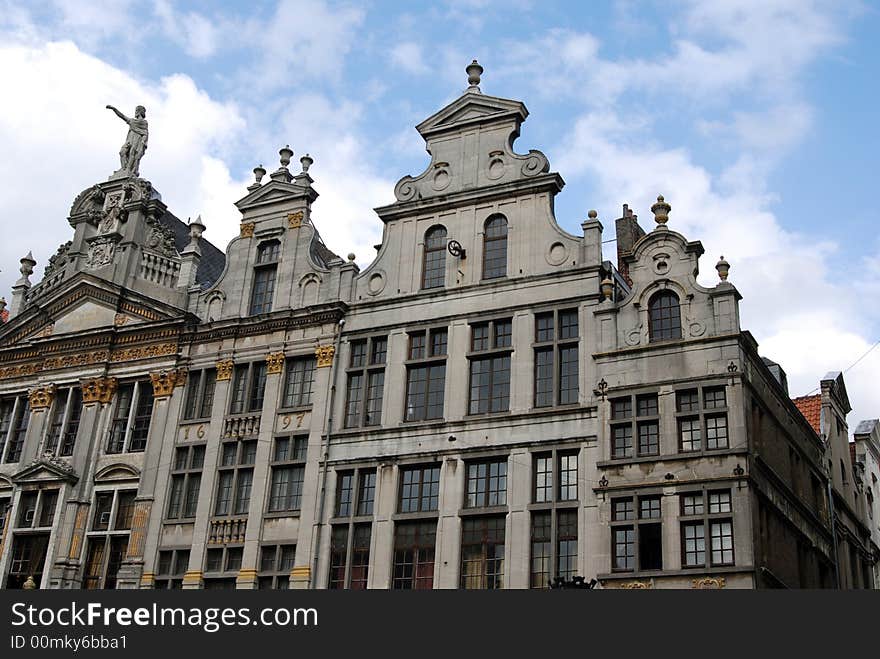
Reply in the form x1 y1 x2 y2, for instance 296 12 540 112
615 204 645 286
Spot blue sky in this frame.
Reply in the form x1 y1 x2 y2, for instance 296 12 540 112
1 0 878 427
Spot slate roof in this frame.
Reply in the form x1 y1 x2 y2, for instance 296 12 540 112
792 394 822 435
158 210 226 289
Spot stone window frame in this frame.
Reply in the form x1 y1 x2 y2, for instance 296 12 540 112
609 392 660 460
258 543 296 589
392 462 442 589
343 335 387 428
266 435 308 515
165 443 206 521
529 446 580 588
1 394 30 464
106 380 154 454
212 438 257 517
460 514 506 590
463 457 509 509
481 214 508 280
679 487 735 568
182 368 217 422
16 488 60 530
228 361 267 416
533 307 580 409
675 384 730 454
609 492 664 573
82 488 137 589
421 224 448 290
204 545 244 582
403 326 448 423
330 466 378 589
43 386 83 457
155 547 190 589
249 239 280 316
467 317 513 416
647 290 682 342
280 355 317 410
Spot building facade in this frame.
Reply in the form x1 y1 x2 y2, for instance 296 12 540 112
0 63 875 590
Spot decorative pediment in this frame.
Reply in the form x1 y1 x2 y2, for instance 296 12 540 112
416 93 528 136
12 453 78 484
94 463 140 483
234 179 317 214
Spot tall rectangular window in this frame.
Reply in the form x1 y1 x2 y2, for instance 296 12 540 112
249 240 279 315
228 362 267 415
2 396 29 464
154 549 189 589
344 336 386 428
213 440 256 517
468 319 512 415
330 467 375 590
45 387 83 457
610 494 663 573
405 328 447 422
676 385 729 453
530 448 579 588
680 490 734 567
610 392 659 459
258 544 296 589
281 356 316 408
183 369 216 421
399 464 441 513
460 516 506 589
82 489 136 589
534 309 579 407
107 381 153 454
393 521 436 590
465 459 508 508
267 436 307 513
166 444 205 521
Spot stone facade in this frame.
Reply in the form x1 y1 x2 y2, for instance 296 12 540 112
0 64 875 590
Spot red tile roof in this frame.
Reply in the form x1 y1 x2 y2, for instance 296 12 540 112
793 395 822 435
0 309 7 323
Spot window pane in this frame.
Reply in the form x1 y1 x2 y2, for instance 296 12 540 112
534 348 554 408
676 389 699 412
708 490 732 514
682 523 706 567
344 374 363 428
534 455 552 503
393 521 436 590
535 313 554 342
558 452 578 501
611 397 632 420
493 320 512 348
705 415 729 449
679 417 701 452
612 498 635 521
637 420 659 456
710 521 734 565
559 310 578 340
612 424 633 458
636 394 658 417
430 329 448 357
648 291 682 341
530 512 552 588
613 527 635 571
357 470 376 516
557 510 578 580
558 346 578 405
422 226 447 290
482 216 508 279
704 387 726 409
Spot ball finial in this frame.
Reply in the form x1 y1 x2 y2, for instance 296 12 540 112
588 209 598 220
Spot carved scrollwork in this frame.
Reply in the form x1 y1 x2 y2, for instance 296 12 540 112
44 241 73 278
28 384 56 410
266 352 285 375
216 359 235 381
625 323 643 347
394 176 418 202
692 577 726 589
520 149 549 177
315 344 335 368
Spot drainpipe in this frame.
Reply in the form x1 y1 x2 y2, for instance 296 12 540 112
310 318 344 588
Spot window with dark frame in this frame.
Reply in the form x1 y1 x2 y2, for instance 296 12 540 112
393 521 436 590
610 494 663 573
213 440 256 517
228 362 268 415
680 489 734 568
267 436 308 513
249 240 279 316
328 502 372 592
258 544 296 589
281 356 316 408
44 387 83 457
17 489 59 530
465 459 508 508
460 515 506 589
610 393 659 459
399 464 441 513
0 496 9 549
203 546 243 589
468 318 512 415
676 385 729 453
530 448 580 588
482 214 508 280
344 336 387 428
534 309 579 408
405 328 447 422
154 549 189 589
166 444 205 521
648 290 682 341
82 489 136 589
422 225 447 290
183 369 216 421
107 381 153 454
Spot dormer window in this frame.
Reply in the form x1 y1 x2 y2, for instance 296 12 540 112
250 240 280 315
422 226 447 290
648 291 682 342
482 215 508 280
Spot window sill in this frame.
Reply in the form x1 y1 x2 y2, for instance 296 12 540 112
459 506 508 517
263 511 302 520
277 405 313 415
162 519 195 526
391 511 439 522
526 501 579 512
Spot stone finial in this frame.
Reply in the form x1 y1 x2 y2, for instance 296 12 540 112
300 154 313 173
189 215 205 241
650 195 671 227
254 164 266 184
19 251 36 282
600 276 614 301
279 145 293 168
466 59 483 91
588 209 598 219
347 253 356 262
716 255 730 281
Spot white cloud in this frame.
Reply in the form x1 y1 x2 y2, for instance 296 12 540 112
153 0 222 59
390 42 429 75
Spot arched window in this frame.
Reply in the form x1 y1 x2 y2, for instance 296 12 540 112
482 215 508 280
648 291 681 341
421 225 447 289
250 240 280 315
